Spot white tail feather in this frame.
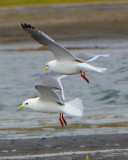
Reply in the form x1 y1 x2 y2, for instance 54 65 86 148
78 63 107 73
93 67 107 73
62 98 83 117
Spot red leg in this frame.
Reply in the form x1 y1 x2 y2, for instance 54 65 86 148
80 71 89 83
62 113 67 125
59 113 64 128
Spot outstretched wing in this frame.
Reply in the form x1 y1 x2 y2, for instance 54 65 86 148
21 23 77 61
36 71 66 101
76 52 110 62
35 85 64 105
37 71 63 89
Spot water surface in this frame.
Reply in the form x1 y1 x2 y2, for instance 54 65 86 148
0 39 128 138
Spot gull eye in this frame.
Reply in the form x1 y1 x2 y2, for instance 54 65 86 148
47 65 48 67
26 103 28 105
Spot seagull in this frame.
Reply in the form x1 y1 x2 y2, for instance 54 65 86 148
21 23 108 84
19 71 83 127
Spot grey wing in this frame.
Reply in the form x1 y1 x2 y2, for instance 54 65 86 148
35 85 64 104
76 52 110 62
36 71 65 101
37 71 62 89
21 23 76 61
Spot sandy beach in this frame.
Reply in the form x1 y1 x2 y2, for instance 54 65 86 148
0 1 128 43
0 133 128 159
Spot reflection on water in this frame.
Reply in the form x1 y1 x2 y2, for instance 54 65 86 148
0 39 128 138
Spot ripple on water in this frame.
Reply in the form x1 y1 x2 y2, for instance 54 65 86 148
96 90 120 101
119 66 128 73
0 41 128 137
0 104 6 111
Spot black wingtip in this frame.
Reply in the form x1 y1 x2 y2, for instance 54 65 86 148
21 23 35 30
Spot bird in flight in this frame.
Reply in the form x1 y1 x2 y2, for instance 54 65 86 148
21 23 109 84
19 71 83 127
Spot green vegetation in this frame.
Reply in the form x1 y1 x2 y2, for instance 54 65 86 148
0 0 127 7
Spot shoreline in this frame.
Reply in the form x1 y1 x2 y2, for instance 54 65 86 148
0 133 128 159
0 2 128 43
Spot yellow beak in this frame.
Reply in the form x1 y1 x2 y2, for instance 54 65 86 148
44 67 48 71
19 105 24 109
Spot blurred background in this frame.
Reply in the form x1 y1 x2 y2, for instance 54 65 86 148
0 0 128 138
0 0 128 43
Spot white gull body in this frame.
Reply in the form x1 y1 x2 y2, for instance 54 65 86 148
20 85 83 117
21 23 108 79
47 59 107 75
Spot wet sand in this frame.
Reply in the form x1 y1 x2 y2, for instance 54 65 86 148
0 2 128 43
0 133 128 160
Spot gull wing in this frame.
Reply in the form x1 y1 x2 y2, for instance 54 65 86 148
76 52 110 62
35 85 64 105
36 71 66 101
37 71 64 90
21 23 77 61
86 54 110 62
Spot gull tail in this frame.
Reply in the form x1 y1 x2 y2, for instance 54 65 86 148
91 66 107 73
62 98 83 117
78 63 107 73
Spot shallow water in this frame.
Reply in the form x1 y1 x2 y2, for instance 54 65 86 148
0 39 128 138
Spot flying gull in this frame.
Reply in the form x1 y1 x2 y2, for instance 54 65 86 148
19 71 83 127
21 23 109 84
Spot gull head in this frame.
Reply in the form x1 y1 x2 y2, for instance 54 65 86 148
44 60 56 72
19 98 38 109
